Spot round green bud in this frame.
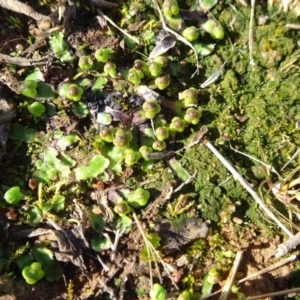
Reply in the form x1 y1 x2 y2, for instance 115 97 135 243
114 201 131 216
127 68 144 85
100 126 114 143
149 61 162 77
142 100 161 119
152 140 166 151
155 76 170 90
139 145 153 160
170 0 179 15
179 87 198 107
155 127 169 141
162 0 179 17
128 188 150 208
177 290 192 300
124 149 141 166
20 80 38 98
133 59 145 70
67 84 84 101
184 108 201 125
182 26 199 42
153 56 168 67
78 55 94 70
103 62 117 78
202 19 225 40
162 0 173 17
95 48 115 63
212 24 225 40
113 128 132 148
169 116 186 133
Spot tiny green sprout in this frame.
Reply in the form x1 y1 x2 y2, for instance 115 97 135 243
28 102 46 117
162 0 179 17
94 48 115 62
22 262 45 285
4 186 23 205
179 87 198 107
113 128 132 149
155 76 170 90
128 187 150 207
103 62 117 78
124 149 141 166
201 19 225 40
169 116 186 132
149 283 167 300
184 108 202 124
127 67 144 85
155 127 169 141
78 55 94 70
152 140 166 151
177 291 192 300
67 84 84 101
154 56 168 67
133 59 146 70
114 201 131 216
20 80 38 98
182 26 199 42
142 100 161 119
149 61 162 77
139 145 153 160
100 126 114 143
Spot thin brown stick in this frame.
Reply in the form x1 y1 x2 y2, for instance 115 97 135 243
219 251 243 300
0 53 48 66
0 0 51 22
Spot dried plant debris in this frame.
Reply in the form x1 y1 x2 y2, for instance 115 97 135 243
0 90 16 161
154 217 209 252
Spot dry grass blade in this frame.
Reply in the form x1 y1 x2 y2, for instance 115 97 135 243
151 0 200 78
249 0 255 66
205 141 293 237
219 250 243 300
132 212 179 290
246 287 300 300
0 0 52 22
238 254 296 283
96 9 139 44
274 232 300 258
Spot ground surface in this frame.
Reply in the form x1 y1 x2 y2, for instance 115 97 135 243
0 0 300 299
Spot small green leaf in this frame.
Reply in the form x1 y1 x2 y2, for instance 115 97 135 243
96 113 112 125
73 102 89 117
22 262 44 285
91 236 111 251
193 42 215 56
36 82 55 99
33 244 62 282
117 215 133 233
75 155 110 180
200 0 218 11
20 80 37 98
9 123 37 143
89 208 105 232
56 133 79 150
28 102 46 117
169 158 191 182
16 253 34 270
50 32 73 62
33 148 71 182
4 186 23 205
92 77 107 91
25 68 44 81
149 283 167 300
52 194 65 212
24 205 42 226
